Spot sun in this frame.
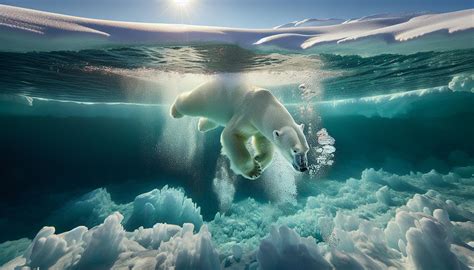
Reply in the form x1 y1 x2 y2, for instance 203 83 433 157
174 0 190 7
168 0 193 23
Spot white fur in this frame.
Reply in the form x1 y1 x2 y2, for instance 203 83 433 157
170 78 309 179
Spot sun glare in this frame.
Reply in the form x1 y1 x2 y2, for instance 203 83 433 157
167 0 193 24
174 0 190 7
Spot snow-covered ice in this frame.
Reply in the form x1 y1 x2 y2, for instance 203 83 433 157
273 18 345 29
0 5 473 54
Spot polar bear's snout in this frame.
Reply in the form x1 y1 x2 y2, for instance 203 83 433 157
292 153 308 172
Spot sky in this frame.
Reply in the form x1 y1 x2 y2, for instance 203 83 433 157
1 0 473 28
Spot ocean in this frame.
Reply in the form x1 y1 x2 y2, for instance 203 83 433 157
1 45 473 269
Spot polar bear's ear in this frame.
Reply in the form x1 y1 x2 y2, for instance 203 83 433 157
299 124 305 131
273 130 281 140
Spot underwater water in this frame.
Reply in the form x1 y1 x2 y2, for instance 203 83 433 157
0 45 473 269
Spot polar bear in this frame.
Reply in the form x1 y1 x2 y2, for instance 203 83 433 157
170 78 309 179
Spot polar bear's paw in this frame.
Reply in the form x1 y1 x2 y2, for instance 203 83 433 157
242 159 263 180
254 153 273 171
170 102 184 118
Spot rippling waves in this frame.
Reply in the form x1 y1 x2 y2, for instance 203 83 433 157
1 45 473 103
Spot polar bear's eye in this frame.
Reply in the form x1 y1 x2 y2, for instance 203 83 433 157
293 149 298 154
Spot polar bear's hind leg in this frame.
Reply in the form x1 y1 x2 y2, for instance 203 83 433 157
253 134 274 170
221 127 262 180
198 118 218 132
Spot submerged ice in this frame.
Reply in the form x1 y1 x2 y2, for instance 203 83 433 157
2 166 473 269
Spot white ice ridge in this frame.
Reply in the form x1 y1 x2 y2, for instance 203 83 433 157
272 12 429 29
3 213 220 270
0 5 473 54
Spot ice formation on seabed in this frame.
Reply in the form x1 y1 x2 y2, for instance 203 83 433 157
126 187 203 230
2 214 219 270
2 167 473 269
48 185 203 232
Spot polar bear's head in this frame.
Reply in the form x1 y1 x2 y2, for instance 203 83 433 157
273 124 309 172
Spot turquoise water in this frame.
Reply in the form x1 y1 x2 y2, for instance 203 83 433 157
0 46 473 268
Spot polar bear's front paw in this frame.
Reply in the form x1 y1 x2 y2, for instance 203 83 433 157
243 160 263 180
255 154 272 170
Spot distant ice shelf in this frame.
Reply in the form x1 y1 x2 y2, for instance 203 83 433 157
0 5 473 54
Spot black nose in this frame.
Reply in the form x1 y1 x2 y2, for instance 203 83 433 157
299 167 308 172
